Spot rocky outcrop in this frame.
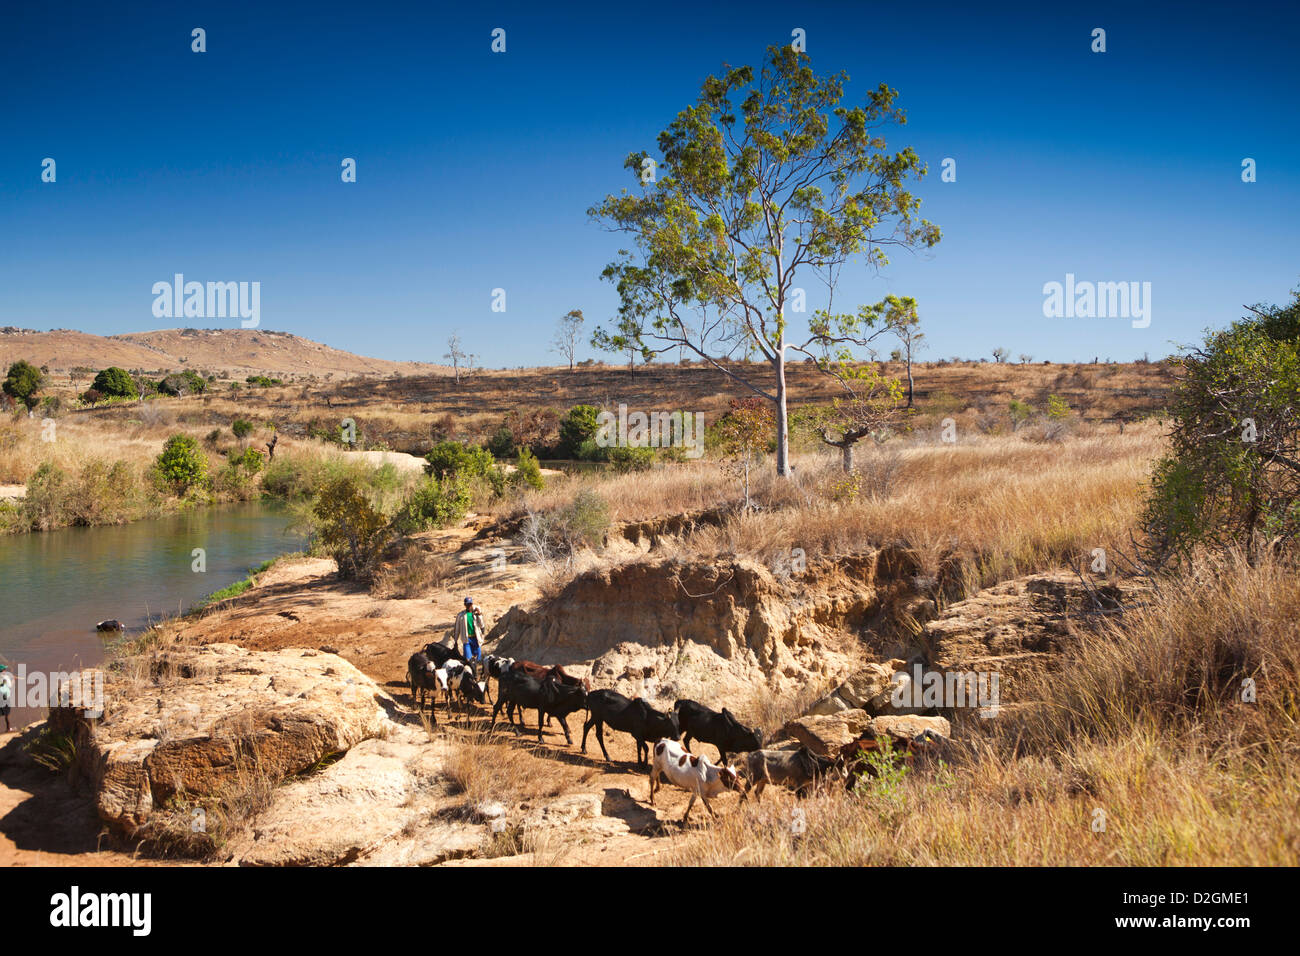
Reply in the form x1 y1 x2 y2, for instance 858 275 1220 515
780 710 951 757
487 555 903 700
805 659 917 716
53 643 393 840
781 710 875 756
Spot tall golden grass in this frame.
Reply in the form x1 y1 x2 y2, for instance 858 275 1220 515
664 550 1300 866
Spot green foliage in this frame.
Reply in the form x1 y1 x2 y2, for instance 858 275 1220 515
21 463 68 530
245 375 283 388
230 446 265 473
3 360 44 410
93 366 138 399
589 47 939 472
231 418 254 440
1008 399 1035 429
512 448 546 490
424 441 497 481
155 434 209 494
1143 291 1300 558
393 476 472 533
312 477 392 580
1046 394 1071 421
559 404 601 458
157 369 207 396
486 424 517 459
608 445 655 473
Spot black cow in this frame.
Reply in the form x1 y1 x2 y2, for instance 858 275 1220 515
582 690 680 767
423 642 469 670
407 652 441 723
673 699 763 764
491 669 587 744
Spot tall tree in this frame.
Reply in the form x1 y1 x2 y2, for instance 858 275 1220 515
551 309 585 372
590 45 939 476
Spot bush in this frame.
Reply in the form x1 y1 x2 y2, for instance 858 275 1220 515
559 404 601 458
511 448 545 490
93 366 138 399
21 463 68 530
1143 291 1300 558
3 360 44 410
231 418 254 440
157 370 208 396
486 425 516 459
312 477 392 580
230 446 265 473
608 445 655 473
521 488 610 564
155 434 209 494
425 441 497 481
393 476 472 532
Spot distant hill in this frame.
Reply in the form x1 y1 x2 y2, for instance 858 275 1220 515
0 327 448 381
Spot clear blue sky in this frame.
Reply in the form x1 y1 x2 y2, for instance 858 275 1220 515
2 0 1297 366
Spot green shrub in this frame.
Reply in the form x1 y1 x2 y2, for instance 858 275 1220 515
425 441 497 481
394 476 472 532
486 425 516 459
230 419 253 440
21 463 68 530
312 477 392 580
155 434 209 494
608 445 655 473
1143 291 1300 558
230 446 265 472
559 404 601 458
93 366 138 399
512 448 545 490
3 360 44 410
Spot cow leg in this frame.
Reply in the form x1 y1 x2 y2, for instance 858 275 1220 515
680 794 696 825
648 767 657 805
700 792 717 818
716 747 727 764
490 698 502 731
595 723 610 762
580 716 593 753
558 714 573 746
682 733 692 753
537 708 545 742
754 779 766 803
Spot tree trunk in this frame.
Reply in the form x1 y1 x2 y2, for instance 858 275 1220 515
775 361 791 477
841 442 854 473
906 353 915 408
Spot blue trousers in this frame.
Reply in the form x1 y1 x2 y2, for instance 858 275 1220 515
463 640 481 661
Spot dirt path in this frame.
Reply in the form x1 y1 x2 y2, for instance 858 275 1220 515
0 518 760 866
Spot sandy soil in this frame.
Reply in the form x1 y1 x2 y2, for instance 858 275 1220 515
0 517 763 867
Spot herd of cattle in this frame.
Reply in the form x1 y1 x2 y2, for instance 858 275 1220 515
407 642 943 823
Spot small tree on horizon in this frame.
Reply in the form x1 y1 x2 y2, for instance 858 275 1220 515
880 295 924 408
551 309 585 372
444 334 467 385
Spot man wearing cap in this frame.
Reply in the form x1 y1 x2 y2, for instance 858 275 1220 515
454 598 486 662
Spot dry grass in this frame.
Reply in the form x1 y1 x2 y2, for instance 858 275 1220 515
665 550 1300 866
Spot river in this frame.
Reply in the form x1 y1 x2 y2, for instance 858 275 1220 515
1 501 306 727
